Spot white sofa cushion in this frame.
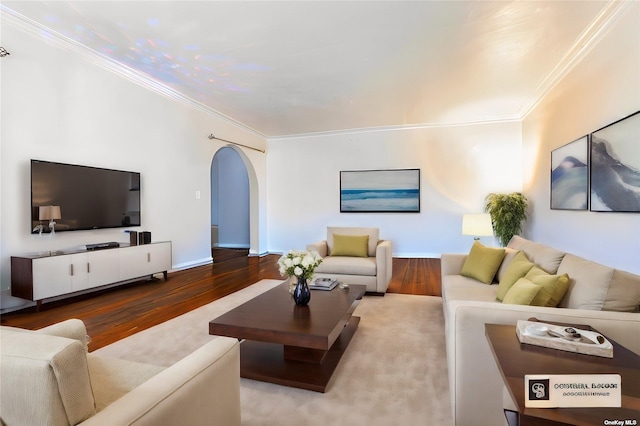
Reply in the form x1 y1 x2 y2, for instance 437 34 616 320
606 269 640 312
508 236 565 273
557 253 613 310
557 253 640 312
88 354 165 411
314 256 376 276
442 275 499 304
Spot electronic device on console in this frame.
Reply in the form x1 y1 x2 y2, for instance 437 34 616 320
86 242 120 251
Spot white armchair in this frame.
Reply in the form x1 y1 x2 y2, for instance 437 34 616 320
307 226 392 294
0 319 241 426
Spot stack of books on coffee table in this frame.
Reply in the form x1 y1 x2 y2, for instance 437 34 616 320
309 278 339 291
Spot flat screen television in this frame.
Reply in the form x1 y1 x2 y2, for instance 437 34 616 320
31 159 141 233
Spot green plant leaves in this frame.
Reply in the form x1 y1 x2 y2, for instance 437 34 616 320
484 192 528 246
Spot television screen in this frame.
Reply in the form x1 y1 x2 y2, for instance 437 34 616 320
31 159 141 233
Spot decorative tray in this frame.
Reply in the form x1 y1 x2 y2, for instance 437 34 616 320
516 320 613 358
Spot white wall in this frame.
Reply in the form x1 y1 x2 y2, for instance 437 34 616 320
0 22 267 310
522 4 640 274
267 121 522 256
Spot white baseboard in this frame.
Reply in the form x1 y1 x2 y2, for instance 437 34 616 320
212 243 250 249
248 251 270 257
0 289 33 314
171 257 213 271
392 252 441 258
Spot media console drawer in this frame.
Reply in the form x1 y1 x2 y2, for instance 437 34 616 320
11 241 171 309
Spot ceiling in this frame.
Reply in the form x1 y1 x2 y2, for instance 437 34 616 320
1 1 627 138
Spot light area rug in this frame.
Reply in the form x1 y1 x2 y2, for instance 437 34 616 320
95 279 452 425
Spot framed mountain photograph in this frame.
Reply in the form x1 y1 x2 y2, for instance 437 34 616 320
550 136 588 210
590 111 640 212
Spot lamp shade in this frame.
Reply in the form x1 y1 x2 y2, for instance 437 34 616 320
462 213 493 237
39 205 61 221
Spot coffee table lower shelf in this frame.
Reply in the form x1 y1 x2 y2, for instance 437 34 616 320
240 316 360 393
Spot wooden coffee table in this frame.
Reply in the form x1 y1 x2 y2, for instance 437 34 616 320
209 281 366 392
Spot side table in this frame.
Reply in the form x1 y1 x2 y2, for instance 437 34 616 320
485 323 640 426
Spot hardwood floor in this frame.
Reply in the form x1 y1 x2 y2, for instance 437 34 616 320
388 257 442 296
0 249 441 351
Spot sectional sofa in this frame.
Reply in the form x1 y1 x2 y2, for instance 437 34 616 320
441 236 640 426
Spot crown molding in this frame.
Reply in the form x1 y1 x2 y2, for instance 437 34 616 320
267 117 522 141
1 5 267 142
519 1 634 119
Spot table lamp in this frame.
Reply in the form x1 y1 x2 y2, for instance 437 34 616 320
462 213 493 240
39 205 61 235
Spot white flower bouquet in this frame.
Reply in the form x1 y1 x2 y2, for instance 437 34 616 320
277 250 323 280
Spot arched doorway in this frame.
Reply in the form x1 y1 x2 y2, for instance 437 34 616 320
210 147 250 251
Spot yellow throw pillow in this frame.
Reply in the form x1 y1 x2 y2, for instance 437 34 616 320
502 278 542 305
331 234 369 257
496 251 536 301
460 241 506 284
526 266 570 307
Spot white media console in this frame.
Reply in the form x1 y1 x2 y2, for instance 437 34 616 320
11 241 172 310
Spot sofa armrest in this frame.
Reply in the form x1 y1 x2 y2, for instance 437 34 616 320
1 330 96 425
36 319 89 351
440 253 467 276
306 240 328 257
80 337 241 426
375 240 392 293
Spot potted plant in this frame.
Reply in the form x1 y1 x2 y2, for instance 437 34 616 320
484 192 528 246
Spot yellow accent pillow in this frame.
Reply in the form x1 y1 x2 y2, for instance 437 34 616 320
331 234 369 257
496 251 536 301
502 278 542 305
526 266 570 307
460 241 506 284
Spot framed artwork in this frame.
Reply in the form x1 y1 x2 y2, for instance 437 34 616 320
550 136 589 210
590 110 640 212
340 169 420 213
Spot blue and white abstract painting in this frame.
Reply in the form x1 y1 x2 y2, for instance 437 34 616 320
590 111 640 212
551 136 588 210
340 169 420 212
